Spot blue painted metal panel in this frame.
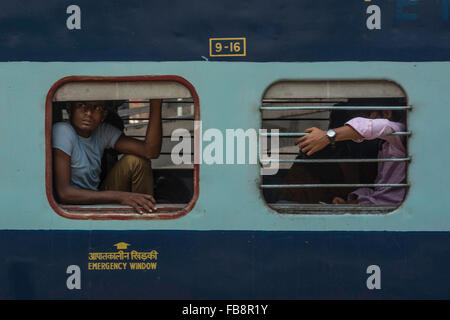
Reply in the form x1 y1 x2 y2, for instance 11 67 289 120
1 231 449 299
1 61 449 231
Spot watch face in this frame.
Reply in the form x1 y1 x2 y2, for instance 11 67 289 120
327 129 336 138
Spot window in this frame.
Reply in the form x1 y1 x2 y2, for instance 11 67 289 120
260 80 410 214
46 76 199 219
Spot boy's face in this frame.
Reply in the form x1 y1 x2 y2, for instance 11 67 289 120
69 101 107 137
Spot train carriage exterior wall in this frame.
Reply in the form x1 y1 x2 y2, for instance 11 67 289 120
0 0 449 299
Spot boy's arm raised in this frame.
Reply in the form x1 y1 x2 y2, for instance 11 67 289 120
113 99 162 159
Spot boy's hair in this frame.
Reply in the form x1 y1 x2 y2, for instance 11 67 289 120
65 101 75 112
65 100 127 113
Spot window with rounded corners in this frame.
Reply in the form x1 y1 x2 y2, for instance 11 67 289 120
260 80 410 214
45 76 199 220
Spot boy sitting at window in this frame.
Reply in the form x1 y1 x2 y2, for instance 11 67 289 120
295 110 406 205
52 99 162 214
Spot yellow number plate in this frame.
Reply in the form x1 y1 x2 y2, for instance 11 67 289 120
209 37 246 57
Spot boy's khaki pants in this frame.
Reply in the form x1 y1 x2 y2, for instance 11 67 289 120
100 154 153 195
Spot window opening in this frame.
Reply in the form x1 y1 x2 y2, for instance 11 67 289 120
260 80 410 214
47 78 198 219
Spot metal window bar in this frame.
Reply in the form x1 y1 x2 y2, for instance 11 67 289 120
269 203 400 214
124 119 194 129
260 132 411 137
118 104 194 118
127 135 194 139
121 99 195 134
260 105 412 111
260 102 410 210
262 99 348 103
119 98 194 103
260 158 411 164
124 117 194 121
261 183 410 189
262 118 330 121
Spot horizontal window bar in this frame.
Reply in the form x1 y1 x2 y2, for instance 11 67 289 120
260 152 301 155
126 135 194 138
61 204 187 211
262 98 348 103
163 99 194 103
268 203 399 214
118 105 193 117
261 183 409 188
260 158 411 163
159 152 194 155
260 132 411 137
260 106 412 111
122 117 194 121
120 99 194 103
124 119 194 128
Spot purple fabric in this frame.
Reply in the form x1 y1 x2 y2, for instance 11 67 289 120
345 117 406 205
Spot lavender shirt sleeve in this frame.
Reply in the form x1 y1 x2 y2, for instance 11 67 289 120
344 117 407 205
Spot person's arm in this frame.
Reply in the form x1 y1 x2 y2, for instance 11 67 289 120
332 196 358 204
53 148 156 214
295 125 363 156
113 99 162 159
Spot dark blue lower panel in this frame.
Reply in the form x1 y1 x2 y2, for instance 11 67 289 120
0 230 449 299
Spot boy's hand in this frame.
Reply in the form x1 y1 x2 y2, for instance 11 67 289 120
295 127 330 156
119 193 157 214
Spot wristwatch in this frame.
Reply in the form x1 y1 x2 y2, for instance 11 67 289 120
326 129 337 145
